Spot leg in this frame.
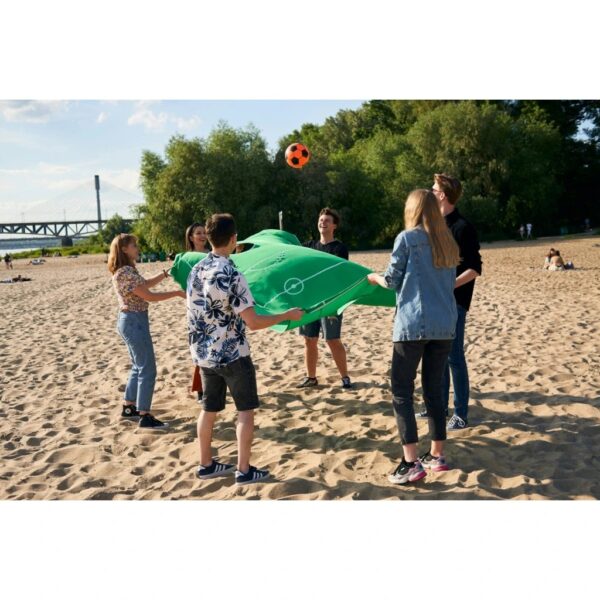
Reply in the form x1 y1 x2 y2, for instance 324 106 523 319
391 341 425 454
236 410 254 473
198 366 227 466
304 336 319 378
421 339 453 454
225 356 261 473
299 319 321 380
448 306 470 420
197 410 218 467
129 313 157 414
324 315 349 379
326 339 348 378
117 314 140 407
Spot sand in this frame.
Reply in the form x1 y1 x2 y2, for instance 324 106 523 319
1 236 600 500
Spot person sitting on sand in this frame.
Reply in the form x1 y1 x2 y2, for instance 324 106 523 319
188 213 303 486
109 233 186 430
368 189 460 485
545 249 573 271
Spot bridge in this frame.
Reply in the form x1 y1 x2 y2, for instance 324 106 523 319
0 175 141 251
0 219 133 238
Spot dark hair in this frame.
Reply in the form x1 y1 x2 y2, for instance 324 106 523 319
319 207 341 227
434 173 463 205
206 213 237 248
185 222 207 251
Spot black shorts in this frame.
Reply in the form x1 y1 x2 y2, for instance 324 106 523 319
199 355 260 412
298 314 343 340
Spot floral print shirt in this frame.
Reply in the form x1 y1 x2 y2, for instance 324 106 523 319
113 265 148 312
187 252 255 368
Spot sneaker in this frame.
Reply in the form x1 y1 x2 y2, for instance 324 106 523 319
419 451 450 472
235 465 270 486
387 459 426 485
341 376 353 390
297 376 318 388
121 404 140 419
196 459 235 480
138 414 169 430
447 415 468 430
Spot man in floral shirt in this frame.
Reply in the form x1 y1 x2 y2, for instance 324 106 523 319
187 213 303 486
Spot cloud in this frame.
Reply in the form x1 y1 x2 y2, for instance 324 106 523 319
127 101 169 131
127 101 201 132
173 115 202 130
97 111 108 124
0 100 70 123
38 162 72 175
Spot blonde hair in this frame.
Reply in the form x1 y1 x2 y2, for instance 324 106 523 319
404 189 460 269
108 233 138 274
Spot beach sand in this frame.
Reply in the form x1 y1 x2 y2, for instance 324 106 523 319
2 237 600 500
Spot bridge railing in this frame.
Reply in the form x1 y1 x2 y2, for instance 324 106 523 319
0 220 134 238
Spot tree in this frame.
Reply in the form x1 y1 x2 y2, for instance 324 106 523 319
100 213 132 245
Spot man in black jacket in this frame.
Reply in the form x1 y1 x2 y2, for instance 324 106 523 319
427 174 482 430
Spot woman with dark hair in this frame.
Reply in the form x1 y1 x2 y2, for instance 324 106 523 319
109 233 186 429
185 223 210 252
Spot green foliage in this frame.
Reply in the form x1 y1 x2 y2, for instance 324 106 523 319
133 101 600 248
99 213 132 245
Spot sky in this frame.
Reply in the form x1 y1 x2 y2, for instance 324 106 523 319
0 100 364 223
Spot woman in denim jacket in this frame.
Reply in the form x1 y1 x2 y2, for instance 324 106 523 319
368 189 460 484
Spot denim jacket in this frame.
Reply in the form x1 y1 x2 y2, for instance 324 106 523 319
384 227 457 342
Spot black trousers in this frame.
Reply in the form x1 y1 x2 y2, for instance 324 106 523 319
391 339 453 445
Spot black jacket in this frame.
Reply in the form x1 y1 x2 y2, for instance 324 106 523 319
445 209 482 311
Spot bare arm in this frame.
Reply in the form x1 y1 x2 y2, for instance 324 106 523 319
455 268 479 289
145 270 170 288
132 284 185 302
240 306 304 331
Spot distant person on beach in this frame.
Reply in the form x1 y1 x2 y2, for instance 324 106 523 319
109 233 186 430
368 189 460 484
188 213 303 486
519 224 525 240
297 208 353 390
4 254 13 270
544 249 574 271
185 222 211 252
1 274 31 283
526 223 533 239
420 173 482 431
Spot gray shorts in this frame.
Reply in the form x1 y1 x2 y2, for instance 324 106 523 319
199 356 259 412
298 314 343 340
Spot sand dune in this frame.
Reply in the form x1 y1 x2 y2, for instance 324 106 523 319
2 236 600 499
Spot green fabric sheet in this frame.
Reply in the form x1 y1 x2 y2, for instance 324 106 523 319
171 229 395 332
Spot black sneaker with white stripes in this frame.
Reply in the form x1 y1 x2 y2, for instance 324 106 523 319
235 465 270 486
196 459 235 480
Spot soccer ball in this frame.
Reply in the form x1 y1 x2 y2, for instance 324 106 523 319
285 143 310 169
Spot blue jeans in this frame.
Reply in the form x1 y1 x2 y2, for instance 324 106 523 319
117 311 156 412
442 305 469 420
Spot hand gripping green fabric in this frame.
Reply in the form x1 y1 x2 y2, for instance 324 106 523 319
171 229 395 332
